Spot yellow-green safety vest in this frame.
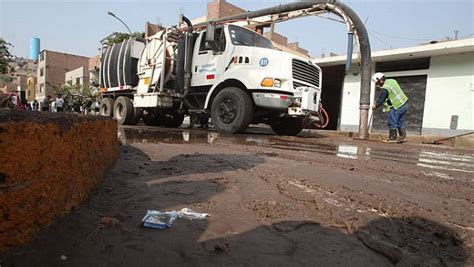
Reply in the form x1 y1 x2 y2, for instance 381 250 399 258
381 79 408 112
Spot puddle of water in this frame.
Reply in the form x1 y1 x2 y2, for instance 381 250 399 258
417 151 474 174
118 127 474 176
336 145 359 159
119 127 216 145
421 171 454 181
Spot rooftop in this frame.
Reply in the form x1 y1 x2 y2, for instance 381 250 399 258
312 38 474 66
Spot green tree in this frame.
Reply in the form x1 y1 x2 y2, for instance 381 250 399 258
106 32 144 44
53 83 97 112
0 38 14 74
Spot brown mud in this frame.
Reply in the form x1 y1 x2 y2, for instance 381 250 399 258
1 125 472 266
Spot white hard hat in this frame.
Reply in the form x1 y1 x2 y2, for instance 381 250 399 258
372 72 385 83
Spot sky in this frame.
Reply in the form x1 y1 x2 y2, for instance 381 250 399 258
1 0 473 59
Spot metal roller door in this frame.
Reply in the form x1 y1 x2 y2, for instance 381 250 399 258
372 75 427 134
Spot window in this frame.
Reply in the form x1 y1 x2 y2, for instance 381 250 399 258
228 25 273 49
39 83 44 93
40 67 44 77
375 57 430 72
199 27 226 53
76 77 81 85
39 52 45 61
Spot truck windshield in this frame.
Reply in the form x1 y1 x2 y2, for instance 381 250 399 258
228 25 273 49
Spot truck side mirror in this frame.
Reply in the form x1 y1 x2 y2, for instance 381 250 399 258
206 23 216 42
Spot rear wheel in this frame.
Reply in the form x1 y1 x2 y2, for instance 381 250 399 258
99 98 115 117
211 87 253 134
114 96 134 125
159 110 184 128
270 117 304 136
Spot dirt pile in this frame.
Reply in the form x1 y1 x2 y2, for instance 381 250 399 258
0 109 118 250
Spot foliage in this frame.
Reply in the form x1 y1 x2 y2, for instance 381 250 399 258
106 32 145 44
0 38 14 74
53 83 98 112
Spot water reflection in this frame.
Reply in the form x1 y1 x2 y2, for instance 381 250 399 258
118 127 474 180
336 145 372 160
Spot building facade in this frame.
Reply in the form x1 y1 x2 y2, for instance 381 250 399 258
313 38 474 136
65 66 89 87
36 50 89 102
0 57 37 102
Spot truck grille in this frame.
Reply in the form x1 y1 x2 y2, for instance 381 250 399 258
292 59 320 88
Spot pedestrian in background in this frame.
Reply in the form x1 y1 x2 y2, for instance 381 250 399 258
55 96 64 112
371 72 409 143
42 95 51 111
32 100 38 111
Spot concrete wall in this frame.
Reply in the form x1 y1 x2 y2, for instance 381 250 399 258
339 64 364 132
65 66 88 86
0 110 118 250
422 52 474 135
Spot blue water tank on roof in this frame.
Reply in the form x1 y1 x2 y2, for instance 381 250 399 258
29 37 40 61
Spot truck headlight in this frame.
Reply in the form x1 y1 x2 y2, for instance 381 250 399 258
261 78 281 88
274 79 281 88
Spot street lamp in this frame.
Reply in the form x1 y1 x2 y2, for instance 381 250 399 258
107 11 132 34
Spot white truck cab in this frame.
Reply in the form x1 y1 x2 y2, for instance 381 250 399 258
193 24 321 113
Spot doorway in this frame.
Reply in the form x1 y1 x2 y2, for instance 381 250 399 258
320 65 345 130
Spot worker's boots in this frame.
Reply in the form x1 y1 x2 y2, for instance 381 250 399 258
383 128 398 143
397 128 407 142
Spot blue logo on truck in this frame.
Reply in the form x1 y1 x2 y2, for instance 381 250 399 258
259 57 269 67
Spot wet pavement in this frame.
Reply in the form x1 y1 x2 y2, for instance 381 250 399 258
119 125 474 183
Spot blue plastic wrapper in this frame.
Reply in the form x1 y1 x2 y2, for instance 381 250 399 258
141 210 178 229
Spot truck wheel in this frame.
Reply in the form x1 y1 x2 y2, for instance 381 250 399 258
99 98 115 117
114 96 134 125
142 110 160 126
270 117 304 136
159 111 184 128
130 107 142 125
211 87 253 134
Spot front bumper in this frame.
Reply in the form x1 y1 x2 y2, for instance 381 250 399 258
252 86 321 115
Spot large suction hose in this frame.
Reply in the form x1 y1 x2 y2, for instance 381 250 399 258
181 15 194 99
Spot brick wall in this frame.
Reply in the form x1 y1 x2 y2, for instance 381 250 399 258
207 0 245 20
0 109 118 250
264 32 288 46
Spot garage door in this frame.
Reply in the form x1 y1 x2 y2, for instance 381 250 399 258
372 75 427 134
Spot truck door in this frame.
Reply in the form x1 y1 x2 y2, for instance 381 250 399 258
191 27 227 87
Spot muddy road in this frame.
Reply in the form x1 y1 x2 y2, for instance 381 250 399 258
2 126 473 266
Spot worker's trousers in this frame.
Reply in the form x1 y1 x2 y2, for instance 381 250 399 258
387 102 408 129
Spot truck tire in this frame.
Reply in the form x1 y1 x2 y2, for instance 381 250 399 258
159 110 184 128
211 87 253 134
114 96 134 125
270 117 304 136
130 107 142 125
99 98 115 117
142 110 160 126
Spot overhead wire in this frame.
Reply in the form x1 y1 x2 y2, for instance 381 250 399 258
368 29 433 41
368 30 393 49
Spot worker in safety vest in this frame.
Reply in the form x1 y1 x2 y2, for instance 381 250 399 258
371 72 409 143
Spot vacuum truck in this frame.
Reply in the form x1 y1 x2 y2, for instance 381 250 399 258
98 15 323 135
